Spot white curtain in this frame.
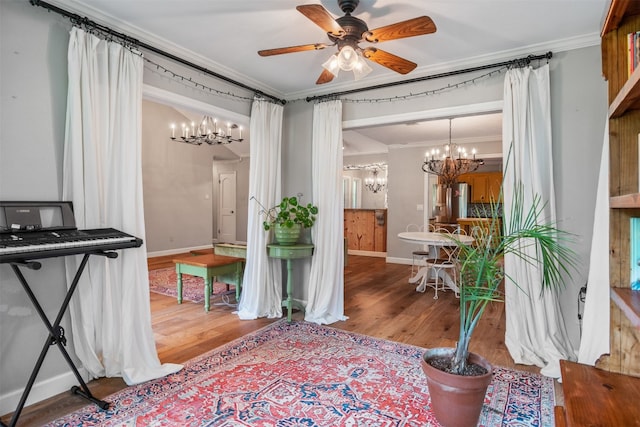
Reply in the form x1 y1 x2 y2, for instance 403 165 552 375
236 99 284 319
63 27 182 385
578 120 610 365
502 64 575 378
306 100 348 324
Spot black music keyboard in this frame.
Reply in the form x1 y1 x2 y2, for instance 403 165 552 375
0 228 143 263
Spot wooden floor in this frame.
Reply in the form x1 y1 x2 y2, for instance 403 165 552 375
2 254 547 426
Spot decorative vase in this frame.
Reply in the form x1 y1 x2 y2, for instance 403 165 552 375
274 223 302 245
421 347 493 427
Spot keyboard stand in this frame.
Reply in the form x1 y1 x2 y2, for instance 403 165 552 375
1 251 117 427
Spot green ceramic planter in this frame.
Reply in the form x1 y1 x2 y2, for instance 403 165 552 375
274 223 302 245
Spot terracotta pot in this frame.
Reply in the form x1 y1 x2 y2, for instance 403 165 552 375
274 223 302 245
421 347 493 427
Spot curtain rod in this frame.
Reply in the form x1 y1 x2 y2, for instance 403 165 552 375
30 0 287 105
306 51 553 102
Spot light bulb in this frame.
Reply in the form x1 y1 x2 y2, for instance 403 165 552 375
337 45 358 71
352 55 372 80
322 54 340 76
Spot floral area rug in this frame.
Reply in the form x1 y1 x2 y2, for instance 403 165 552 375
148 267 234 304
46 321 555 426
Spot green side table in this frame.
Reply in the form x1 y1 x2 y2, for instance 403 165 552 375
172 254 244 312
267 243 314 322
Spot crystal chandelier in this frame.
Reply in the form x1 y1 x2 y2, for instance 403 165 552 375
422 118 483 185
364 168 387 193
170 116 243 145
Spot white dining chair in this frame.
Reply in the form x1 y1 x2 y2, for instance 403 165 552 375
407 223 433 275
422 227 461 299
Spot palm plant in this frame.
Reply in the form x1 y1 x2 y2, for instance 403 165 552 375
447 181 578 375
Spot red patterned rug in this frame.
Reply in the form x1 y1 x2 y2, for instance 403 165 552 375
148 267 234 304
46 321 555 426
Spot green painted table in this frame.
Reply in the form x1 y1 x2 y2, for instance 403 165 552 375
267 243 314 322
172 253 244 312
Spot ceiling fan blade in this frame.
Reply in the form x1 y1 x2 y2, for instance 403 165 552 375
258 43 327 56
296 4 345 37
363 48 417 74
316 69 335 85
365 16 436 43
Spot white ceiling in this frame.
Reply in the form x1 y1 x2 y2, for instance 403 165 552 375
49 0 609 158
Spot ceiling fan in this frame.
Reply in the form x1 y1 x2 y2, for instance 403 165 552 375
258 0 437 84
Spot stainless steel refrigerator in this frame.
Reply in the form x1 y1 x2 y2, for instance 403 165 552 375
434 183 469 224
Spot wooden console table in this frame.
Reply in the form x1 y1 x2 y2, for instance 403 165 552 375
172 253 244 312
267 243 314 322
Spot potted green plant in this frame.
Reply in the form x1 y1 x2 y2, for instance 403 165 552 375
260 196 318 245
421 181 578 427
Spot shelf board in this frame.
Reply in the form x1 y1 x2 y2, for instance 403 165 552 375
611 288 640 329
610 67 640 118
610 193 640 208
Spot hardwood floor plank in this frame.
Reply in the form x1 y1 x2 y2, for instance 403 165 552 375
2 255 544 426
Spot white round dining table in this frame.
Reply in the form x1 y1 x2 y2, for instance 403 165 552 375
398 231 474 294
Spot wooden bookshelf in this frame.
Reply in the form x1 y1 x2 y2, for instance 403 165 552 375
557 2 640 425
601 0 640 375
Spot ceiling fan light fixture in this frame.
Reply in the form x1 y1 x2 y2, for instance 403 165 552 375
337 45 358 71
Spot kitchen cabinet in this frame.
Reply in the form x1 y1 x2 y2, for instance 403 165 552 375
457 172 502 203
344 209 387 252
457 217 502 248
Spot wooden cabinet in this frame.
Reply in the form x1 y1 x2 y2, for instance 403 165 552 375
344 209 387 252
458 172 502 203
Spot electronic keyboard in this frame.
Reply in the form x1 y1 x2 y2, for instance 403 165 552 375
0 228 143 262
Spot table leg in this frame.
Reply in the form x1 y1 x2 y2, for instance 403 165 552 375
235 262 242 301
285 259 293 322
176 271 183 304
204 277 211 312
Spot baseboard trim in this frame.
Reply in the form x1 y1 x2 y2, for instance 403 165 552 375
385 257 411 265
347 250 387 258
0 368 90 418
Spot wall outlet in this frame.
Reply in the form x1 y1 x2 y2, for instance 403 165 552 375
417 204 424 211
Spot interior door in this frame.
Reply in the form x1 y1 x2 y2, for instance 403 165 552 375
218 172 236 243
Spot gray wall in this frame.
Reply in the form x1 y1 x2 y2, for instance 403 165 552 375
0 0 606 411
0 0 76 412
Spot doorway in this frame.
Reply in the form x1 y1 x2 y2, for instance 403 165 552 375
218 171 237 243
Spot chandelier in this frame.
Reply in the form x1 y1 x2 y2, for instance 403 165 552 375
364 168 387 193
170 116 243 145
421 118 484 185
